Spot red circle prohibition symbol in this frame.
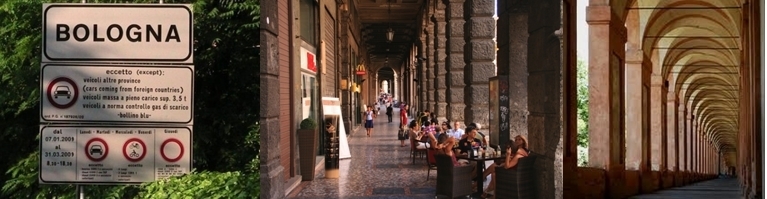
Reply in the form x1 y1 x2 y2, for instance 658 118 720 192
47 77 79 109
160 138 184 162
84 138 108 162
122 138 147 162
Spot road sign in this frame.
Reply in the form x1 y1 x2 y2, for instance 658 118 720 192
84 138 108 162
42 4 193 63
123 138 146 162
40 64 193 124
39 125 192 184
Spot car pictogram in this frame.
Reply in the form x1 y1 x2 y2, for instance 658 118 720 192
54 86 71 99
90 145 103 156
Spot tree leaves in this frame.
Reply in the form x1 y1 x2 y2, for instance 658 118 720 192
1 0 261 197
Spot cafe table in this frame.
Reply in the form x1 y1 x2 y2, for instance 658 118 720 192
457 152 506 197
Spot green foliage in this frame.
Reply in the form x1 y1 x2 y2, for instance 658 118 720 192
0 0 261 198
2 150 257 198
139 171 257 199
0 0 47 187
299 118 317 130
190 0 261 171
576 59 590 166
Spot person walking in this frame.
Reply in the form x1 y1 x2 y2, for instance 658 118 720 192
386 105 393 123
365 105 376 137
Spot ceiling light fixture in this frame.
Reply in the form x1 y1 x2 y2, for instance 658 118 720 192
386 0 394 42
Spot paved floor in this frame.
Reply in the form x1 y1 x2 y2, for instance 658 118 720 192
629 177 741 199
287 107 493 199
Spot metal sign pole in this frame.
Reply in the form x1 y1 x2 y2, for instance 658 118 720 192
77 185 84 199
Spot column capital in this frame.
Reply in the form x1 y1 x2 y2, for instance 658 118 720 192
586 5 627 41
625 49 644 64
650 74 665 86
585 5 612 25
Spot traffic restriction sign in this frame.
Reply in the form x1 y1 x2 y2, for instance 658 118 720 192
46 77 78 109
123 138 147 162
84 138 108 162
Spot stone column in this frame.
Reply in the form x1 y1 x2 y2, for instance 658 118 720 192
259 0 285 198
679 104 687 174
706 140 714 174
667 91 678 173
433 2 448 121
650 75 667 172
444 0 466 123
339 4 351 135
692 117 697 174
423 38 435 114
501 1 530 139
587 4 627 198
528 0 563 198
464 0 495 128
625 49 650 172
686 111 693 177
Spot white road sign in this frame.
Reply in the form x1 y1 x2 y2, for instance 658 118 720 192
42 4 193 63
40 64 193 124
39 125 192 184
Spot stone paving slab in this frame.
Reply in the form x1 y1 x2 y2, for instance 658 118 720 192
288 108 492 199
630 178 740 199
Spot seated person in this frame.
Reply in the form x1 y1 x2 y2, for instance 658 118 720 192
449 121 464 139
436 133 478 189
422 120 435 135
408 121 435 149
480 135 530 198
457 126 484 155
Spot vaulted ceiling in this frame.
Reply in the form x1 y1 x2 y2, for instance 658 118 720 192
355 0 425 68
623 0 743 166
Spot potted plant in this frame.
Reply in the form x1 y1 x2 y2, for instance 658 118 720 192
297 118 318 181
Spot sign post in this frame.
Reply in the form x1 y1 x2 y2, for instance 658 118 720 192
40 3 194 186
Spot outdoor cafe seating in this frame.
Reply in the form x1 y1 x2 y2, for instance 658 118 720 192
435 154 474 198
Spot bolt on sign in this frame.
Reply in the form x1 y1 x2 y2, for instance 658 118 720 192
40 3 194 185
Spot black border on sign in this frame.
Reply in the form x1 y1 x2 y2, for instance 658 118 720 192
38 125 193 185
39 64 194 124
42 4 193 62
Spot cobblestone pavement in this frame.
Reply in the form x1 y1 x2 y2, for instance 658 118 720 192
287 108 493 199
630 178 741 199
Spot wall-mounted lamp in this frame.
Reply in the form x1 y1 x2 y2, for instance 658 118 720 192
339 1 348 11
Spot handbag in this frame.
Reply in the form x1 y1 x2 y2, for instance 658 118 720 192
398 129 408 140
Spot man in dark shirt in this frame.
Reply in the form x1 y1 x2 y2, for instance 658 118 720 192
386 105 393 123
458 126 483 155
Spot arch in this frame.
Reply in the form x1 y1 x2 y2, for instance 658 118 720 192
639 0 742 79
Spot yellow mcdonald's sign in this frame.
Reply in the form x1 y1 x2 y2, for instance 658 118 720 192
355 63 366 76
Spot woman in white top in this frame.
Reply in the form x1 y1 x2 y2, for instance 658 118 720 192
364 105 376 137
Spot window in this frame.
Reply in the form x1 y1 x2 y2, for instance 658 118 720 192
300 0 317 46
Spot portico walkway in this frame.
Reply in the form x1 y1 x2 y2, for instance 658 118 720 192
287 108 493 199
629 178 741 199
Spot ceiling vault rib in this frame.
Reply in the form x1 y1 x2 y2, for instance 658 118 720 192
663 64 739 67
646 36 740 38
669 72 739 74
626 6 741 10
653 47 740 50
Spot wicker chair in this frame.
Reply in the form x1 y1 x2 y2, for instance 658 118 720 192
435 154 474 198
426 148 439 180
495 152 538 199
410 137 427 164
